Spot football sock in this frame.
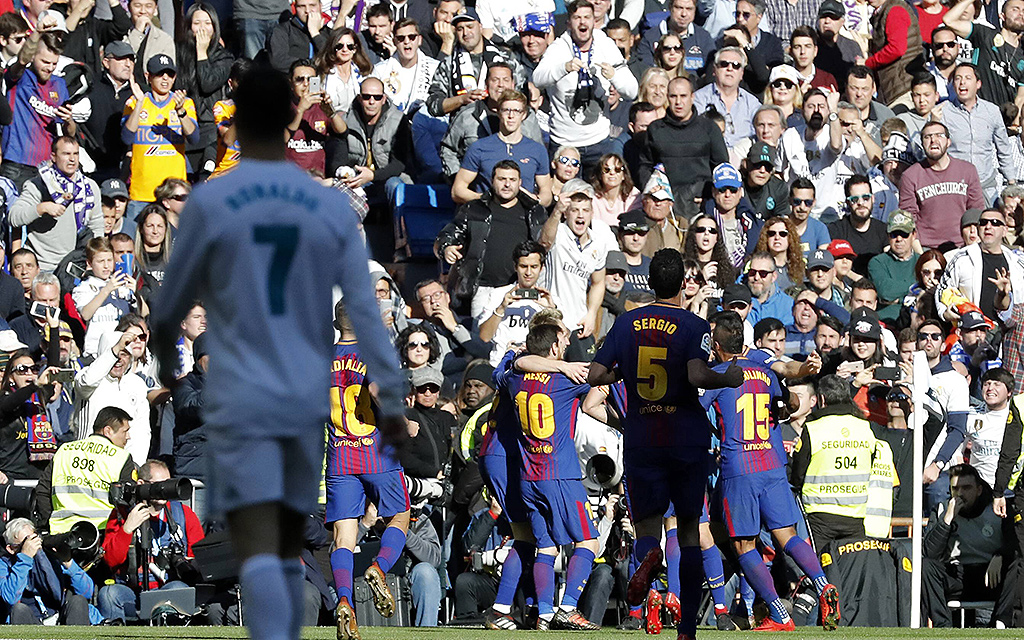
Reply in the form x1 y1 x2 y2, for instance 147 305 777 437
330 548 354 602
665 528 680 596
534 552 557 618
494 544 523 610
375 526 407 574
560 547 595 610
514 539 537 606
240 554 292 640
678 546 702 637
282 558 305 639
737 549 790 624
783 537 828 594
701 546 729 612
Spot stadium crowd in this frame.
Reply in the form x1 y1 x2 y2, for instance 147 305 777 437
0 0 1019 632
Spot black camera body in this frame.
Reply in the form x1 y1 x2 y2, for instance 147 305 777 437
41 520 99 564
109 478 192 508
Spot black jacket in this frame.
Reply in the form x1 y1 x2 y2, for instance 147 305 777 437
80 72 132 178
62 5 131 75
995 397 1024 497
638 107 728 192
267 13 329 73
402 403 455 479
435 192 547 301
175 44 234 151
172 362 205 481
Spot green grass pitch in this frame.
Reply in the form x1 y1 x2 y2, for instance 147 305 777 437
0 626 1012 639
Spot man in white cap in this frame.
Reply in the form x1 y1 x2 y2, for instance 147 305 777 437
639 170 683 257
539 177 617 338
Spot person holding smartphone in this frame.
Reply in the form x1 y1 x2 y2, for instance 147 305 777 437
479 240 554 365
71 237 141 358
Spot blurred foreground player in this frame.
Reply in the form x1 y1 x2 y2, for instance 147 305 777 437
151 68 406 640
588 248 743 640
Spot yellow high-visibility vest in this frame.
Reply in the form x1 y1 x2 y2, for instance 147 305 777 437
49 435 132 534
800 413 876 519
865 439 897 538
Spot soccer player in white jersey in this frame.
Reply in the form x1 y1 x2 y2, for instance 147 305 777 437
151 69 407 640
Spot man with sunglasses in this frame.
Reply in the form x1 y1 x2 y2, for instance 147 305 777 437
742 141 789 219
789 178 833 257
718 0 783 96
616 210 652 292
702 163 761 267
0 13 28 73
693 46 759 147
342 77 413 196
746 250 794 327
900 120 985 249
828 174 888 276
868 210 920 321
371 18 439 115
944 0 1024 109
926 26 958 101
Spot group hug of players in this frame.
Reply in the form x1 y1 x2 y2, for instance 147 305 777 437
322 248 842 640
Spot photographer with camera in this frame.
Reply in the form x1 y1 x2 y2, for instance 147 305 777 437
0 517 98 625
38 406 137 535
98 459 202 622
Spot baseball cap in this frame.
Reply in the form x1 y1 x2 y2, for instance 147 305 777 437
618 210 650 233
887 210 916 234
561 178 596 200
722 284 752 308
512 12 554 33
768 65 800 86
451 7 481 25
849 309 881 340
881 131 913 165
818 0 845 19
746 142 777 169
828 239 857 259
961 208 982 228
465 360 494 386
38 9 67 32
605 251 629 273
643 170 674 201
807 249 834 271
146 54 177 75
410 366 443 389
712 163 742 190
104 41 136 59
43 321 74 343
101 178 129 200
960 310 989 331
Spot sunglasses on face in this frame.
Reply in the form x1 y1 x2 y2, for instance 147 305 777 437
979 218 1006 227
694 226 718 235
361 93 385 101
735 9 754 18
407 341 430 349
394 33 419 42
889 230 911 239
791 198 813 207
846 194 872 203
767 229 788 238
771 79 795 89
660 44 683 52
747 268 775 279
717 186 739 194
726 302 749 310
921 268 942 277
918 331 943 342
557 156 581 167
335 42 357 51
716 60 743 70
684 273 704 283
887 390 911 402
603 165 624 174
12 364 40 374
933 40 958 49
168 193 188 202
415 384 440 394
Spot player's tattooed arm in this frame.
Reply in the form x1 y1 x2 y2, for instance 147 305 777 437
582 386 611 424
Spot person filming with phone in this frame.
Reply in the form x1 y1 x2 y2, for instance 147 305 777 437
10 274 64 360
478 239 553 365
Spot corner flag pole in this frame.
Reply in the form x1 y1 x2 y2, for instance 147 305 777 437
910 351 928 629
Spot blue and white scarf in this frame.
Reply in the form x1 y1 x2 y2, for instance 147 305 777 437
38 163 96 232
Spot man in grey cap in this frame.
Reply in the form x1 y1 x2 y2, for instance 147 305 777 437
959 208 981 250
82 41 135 181
101 178 133 236
742 141 790 220
804 248 846 307
815 0 862 93
616 210 652 293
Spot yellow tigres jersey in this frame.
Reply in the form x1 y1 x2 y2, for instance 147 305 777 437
123 93 197 201
212 98 240 177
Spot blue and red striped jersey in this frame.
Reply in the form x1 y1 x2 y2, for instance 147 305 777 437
479 350 519 460
700 357 785 478
593 302 714 451
495 367 589 481
3 68 69 167
326 340 401 476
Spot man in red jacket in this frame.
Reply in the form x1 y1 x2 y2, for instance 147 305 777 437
96 459 204 621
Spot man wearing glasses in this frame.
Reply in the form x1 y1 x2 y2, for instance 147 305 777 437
829 174 888 276
371 18 439 115
701 163 760 268
719 0 783 96
925 25 959 101
742 142 789 219
746 251 794 326
693 47 760 147
342 77 413 195
899 120 985 248
637 0 713 71
286 59 346 179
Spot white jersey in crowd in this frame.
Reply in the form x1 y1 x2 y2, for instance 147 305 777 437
540 220 617 331
964 406 1009 487
153 159 406 437
486 288 546 366
371 53 439 114
780 124 873 219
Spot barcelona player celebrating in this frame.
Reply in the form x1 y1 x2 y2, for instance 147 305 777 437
589 249 742 640
326 301 411 640
701 312 840 631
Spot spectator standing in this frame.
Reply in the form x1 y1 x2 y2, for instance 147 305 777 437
72 238 139 357
135 205 171 304
533 0 637 170
637 0 713 73
121 55 198 213
233 0 288 59
512 12 554 77
806 249 847 307
639 76 728 219
961 368 1016 488
845 66 896 140
693 46 760 147
814 0 860 92
62 0 130 76
0 342 67 480
9 136 104 272
285 58 344 178
868 210 920 321
175 3 233 179
480 240 552 365
371 18 439 114
864 0 922 106
124 0 174 78
925 26 958 101
786 289 819 356
362 3 397 64
9 249 38 307
616 210 653 292
899 121 985 249
943 0 1024 109
342 77 413 206
438 161 549 323
790 26 838 92
81 41 133 181
0 32 66 190
898 74 939 161
779 89 843 219
915 0 948 46
828 175 889 275
267 0 328 74
943 63 1017 205
639 171 685 256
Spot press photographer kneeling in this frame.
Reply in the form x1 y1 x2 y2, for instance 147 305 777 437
98 460 202 621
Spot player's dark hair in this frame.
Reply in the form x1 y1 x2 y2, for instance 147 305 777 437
334 299 354 334
513 239 546 263
981 367 1015 394
526 323 562 356
236 67 293 144
753 317 785 343
816 314 843 334
713 311 744 355
648 249 684 299
493 159 521 176
94 406 132 434
816 374 853 408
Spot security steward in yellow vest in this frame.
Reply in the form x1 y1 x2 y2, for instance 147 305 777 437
791 375 878 550
35 406 137 534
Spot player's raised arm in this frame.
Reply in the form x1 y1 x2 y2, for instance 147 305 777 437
687 357 743 389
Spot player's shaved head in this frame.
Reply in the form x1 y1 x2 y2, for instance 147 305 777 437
334 299 354 334
649 248 685 299
235 67 293 147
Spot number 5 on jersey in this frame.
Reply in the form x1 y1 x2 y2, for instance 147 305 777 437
637 346 668 401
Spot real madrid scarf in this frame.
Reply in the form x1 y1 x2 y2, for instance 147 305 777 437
38 163 96 232
26 391 57 462
450 40 507 95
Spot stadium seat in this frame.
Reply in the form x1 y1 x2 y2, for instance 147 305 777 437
392 184 455 259
947 600 995 628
